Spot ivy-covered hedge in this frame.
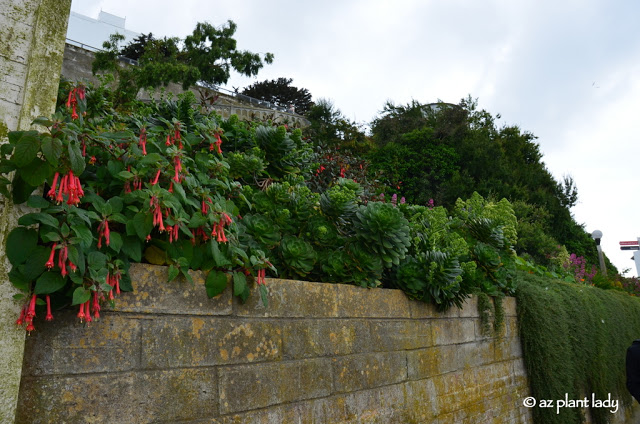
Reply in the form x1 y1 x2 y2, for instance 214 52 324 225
516 273 640 424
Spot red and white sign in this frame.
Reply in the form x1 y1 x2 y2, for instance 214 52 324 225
620 241 639 246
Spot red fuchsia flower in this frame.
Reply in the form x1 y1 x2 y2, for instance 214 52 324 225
168 181 174 193
45 295 53 321
256 269 266 286
165 133 173 146
173 156 182 183
214 133 222 154
46 243 57 269
89 155 97 165
151 169 161 186
190 229 196 246
167 223 179 243
26 294 37 322
97 218 110 248
92 291 101 319
47 173 60 199
84 301 92 324
25 322 35 334
81 140 86 157
150 196 166 232
16 304 27 326
340 167 346 178
58 245 69 277
139 127 147 155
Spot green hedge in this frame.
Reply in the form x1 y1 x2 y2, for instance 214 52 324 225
516 273 640 423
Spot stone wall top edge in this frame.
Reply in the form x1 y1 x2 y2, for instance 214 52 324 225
127 264 515 320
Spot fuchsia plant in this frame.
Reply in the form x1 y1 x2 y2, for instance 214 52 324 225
2 84 274 334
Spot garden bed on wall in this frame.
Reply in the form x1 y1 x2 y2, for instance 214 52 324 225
17 263 531 424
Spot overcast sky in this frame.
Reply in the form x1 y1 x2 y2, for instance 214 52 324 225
69 0 640 276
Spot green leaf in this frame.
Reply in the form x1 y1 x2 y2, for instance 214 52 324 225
32 116 53 127
140 153 164 165
233 272 247 298
68 142 86 175
41 136 62 167
19 246 49 281
107 197 123 214
72 286 91 305
13 132 40 167
6 227 38 265
87 251 108 270
108 232 123 253
132 212 153 240
72 225 93 249
205 270 228 298
11 172 36 204
67 245 85 274
259 285 269 307
168 265 180 281
9 268 30 290
210 241 231 267
117 171 135 179
41 231 61 243
34 272 66 294
119 273 133 292
188 212 208 228
122 235 142 262
18 212 60 228
27 195 50 209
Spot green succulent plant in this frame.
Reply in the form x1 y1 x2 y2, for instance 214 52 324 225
279 236 316 278
353 202 411 268
394 251 466 311
240 214 281 249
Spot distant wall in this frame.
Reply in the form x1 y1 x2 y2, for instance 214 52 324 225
17 263 532 423
61 43 310 127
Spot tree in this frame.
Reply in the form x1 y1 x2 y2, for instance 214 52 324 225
92 21 274 106
242 77 313 114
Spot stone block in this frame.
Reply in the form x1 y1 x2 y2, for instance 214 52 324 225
404 379 439 423
332 352 407 393
234 278 339 318
282 319 371 359
503 296 517 316
432 318 476 346
409 299 461 319
141 317 282 368
336 285 411 318
22 311 141 376
16 367 218 424
110 263 232 315
218 359 332 414
458 296 480 318
135 368 218 421
369 319 433 351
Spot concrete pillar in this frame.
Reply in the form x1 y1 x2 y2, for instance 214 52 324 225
0 0 71 421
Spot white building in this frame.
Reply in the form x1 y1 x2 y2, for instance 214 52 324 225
66 11 140 51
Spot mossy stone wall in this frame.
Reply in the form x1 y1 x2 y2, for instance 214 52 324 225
0 1 71 422
17 264 531 423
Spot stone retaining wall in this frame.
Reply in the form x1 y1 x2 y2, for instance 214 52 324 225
16 264 532 423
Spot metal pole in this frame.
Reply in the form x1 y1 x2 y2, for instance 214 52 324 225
596 244 607 276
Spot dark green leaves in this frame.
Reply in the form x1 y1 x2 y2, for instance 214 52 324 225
34 272 66 294
205 270 228 298
6 227 38 265
12 131 40 167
